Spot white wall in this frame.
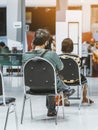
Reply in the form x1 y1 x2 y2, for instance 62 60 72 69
56 22 67 54
68 0 98 32
0 0 7 6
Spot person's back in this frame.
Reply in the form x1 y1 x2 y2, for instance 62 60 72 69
23 49 63 72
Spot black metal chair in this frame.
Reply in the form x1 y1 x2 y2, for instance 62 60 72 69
59 55 89 109
21 57 65 125
0 70 18 130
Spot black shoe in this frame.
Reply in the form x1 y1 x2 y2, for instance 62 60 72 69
64 89 75 97
47 110 57 117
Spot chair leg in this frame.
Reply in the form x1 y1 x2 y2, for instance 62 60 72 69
30 98 33 120
4 106 10 130
62 94 65 119
21 95 26 124
55 96 60 125
79 86 83 110
55 111 57 125
14 105 18 130
77 86 79 98
55 93 65 125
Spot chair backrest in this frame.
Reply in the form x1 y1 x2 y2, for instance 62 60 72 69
23 57 57 94
59 56 81 82
0 72 3 96
0 70 5 104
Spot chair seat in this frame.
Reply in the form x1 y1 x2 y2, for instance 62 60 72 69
0 97 16 105
26 89 55 95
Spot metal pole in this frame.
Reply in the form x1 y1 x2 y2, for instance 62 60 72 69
21 0 26 53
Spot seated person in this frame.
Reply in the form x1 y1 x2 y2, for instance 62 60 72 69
0 41 10 53
81 41 90 72
0 41 11 61
60 38 94 104
0 41 11 72
23 29 75 116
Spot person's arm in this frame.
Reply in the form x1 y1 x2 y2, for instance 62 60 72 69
45 51 64 72
55 55 64 71
92 51 96 63
53 52 64 71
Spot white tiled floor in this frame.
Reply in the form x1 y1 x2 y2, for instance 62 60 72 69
0 76 98 130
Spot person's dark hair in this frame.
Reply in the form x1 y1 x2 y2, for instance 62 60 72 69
33 28 50 46
0 41 5 47
61 38 73 53
45 36 54 50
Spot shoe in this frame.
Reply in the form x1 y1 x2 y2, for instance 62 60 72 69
82 98 94 104
47 110 57 117
64 100 70 106
64 89 75 97
55 96 70 106
89 99 94 104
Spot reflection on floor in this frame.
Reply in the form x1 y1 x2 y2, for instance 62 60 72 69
0 76 98 130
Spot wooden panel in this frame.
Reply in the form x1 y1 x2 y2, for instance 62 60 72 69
91 5 98 8
68 6 82 10
91 5 98 33
82 32 92 43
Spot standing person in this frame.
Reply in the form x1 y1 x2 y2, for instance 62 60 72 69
92 41 98 76
60 38 94 104
23 29 75 116
88 38 95 53
92 41 98 64
86 38 96 72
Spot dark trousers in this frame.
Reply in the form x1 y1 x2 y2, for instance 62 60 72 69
81 74 87 84
46 95 55 112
